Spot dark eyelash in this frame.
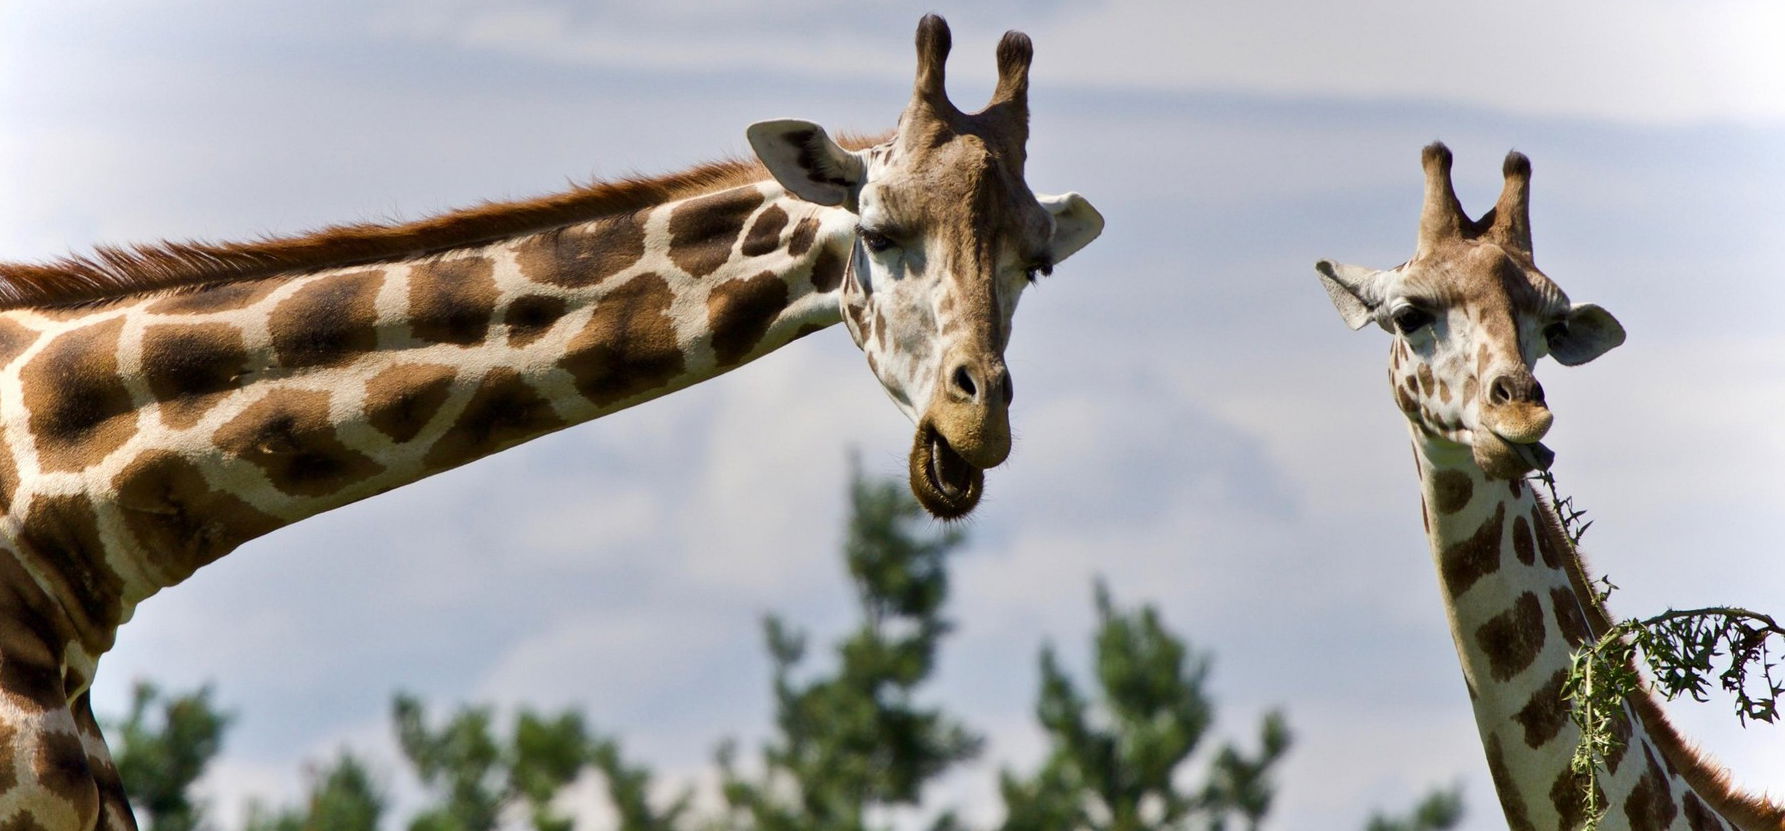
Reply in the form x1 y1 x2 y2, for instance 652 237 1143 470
1025 262 1053 284
856 225 894 253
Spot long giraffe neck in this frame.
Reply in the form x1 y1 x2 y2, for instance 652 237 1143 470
1413 435 1781 831
0 180 853 675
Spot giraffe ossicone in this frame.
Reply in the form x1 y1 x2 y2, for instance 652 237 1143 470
1315 143 1782 830
0 14 1099 829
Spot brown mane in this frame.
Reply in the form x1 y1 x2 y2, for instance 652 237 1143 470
0 133 887 310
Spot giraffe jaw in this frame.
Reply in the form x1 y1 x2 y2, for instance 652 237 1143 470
910 422 985 520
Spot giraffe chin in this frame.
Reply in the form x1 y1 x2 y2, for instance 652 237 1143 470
909 424 985 520
1473 431 1556 480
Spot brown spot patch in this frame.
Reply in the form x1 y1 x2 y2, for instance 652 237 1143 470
558 273 685 406
0 432 17 515
1551 587 1592 648
409 257 499 346
1605 705 1633 774
810 245 845 293
1533 506 1565 569
502 294 570 349
422 368 562 471
0 316 37 368
35 728 99 830
1439 502 1505 598
1474 590 1545 681
1417 363 1434 394
668 187 764 279
1437 379 1451 403
1507 476 1523 498
139 323 253 430
114 450 282 581
1623 744 1679 831
740 205 789 258
0 554 70 712
1550 765 1604 831
145 278 281 316
364 363 457 444
708 271 788 367
1682 793 1730 831
1395 386 1418 416
515 213 647 289
15 493 124 645
1512 668 1570 748
844 301 869 340
0 715 15 791
1483 735 1537 831
213 388 383 497
1511 514 1535 566
22 318 136 473
267 269 384 369
1429 469 1473 514
787 216 821 257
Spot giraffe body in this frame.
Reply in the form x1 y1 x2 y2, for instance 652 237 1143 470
0 16 1103 828
1318 144 1782 831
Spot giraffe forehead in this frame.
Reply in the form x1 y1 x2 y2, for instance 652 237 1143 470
863 157 1048 261
1403 243 1568 317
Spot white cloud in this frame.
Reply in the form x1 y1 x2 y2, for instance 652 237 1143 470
363 0 1785 125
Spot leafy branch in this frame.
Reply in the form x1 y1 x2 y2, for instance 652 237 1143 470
1541 472 1785 829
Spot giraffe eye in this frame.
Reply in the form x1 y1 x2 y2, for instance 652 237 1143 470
1392 307 1435 334
1024 262 1053 284
857 226 894 253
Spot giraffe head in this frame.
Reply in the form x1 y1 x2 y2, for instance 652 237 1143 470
1315 143 1625 479
747 15 1104 518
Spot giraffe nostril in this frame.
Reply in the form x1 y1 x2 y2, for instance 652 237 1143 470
952 365 978 399
1490 378 1513 405
1488 374 1544 405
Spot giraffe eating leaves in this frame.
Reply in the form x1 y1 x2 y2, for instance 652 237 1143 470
0 15 1100 830
1316 143 1783 830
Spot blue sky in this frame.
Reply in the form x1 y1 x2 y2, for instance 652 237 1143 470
3 2 1783 828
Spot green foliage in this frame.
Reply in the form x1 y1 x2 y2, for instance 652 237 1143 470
716 465 981 831
1362 786 1464 831
394 696 598 831
244 753 384 831
1565 604 1785 830
1537 471 1784 830
112 681 230 831
1000 583 1291 831
587 736 692 831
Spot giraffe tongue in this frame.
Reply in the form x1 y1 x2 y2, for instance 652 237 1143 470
1510 440 1555 472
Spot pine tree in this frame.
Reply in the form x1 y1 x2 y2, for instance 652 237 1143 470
716 465 981 831
244 752 384 831
999 583 1290 831
111 681 230 831
392 697 594 831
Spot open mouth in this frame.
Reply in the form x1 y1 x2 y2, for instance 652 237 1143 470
909 422 985 519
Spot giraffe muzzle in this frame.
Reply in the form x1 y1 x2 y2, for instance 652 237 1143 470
909 421 985 519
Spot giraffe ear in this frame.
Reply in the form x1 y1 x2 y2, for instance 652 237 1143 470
1315 260 1386 330
1547 303 1626 366
747 119 867 209
1038 192 1104 265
